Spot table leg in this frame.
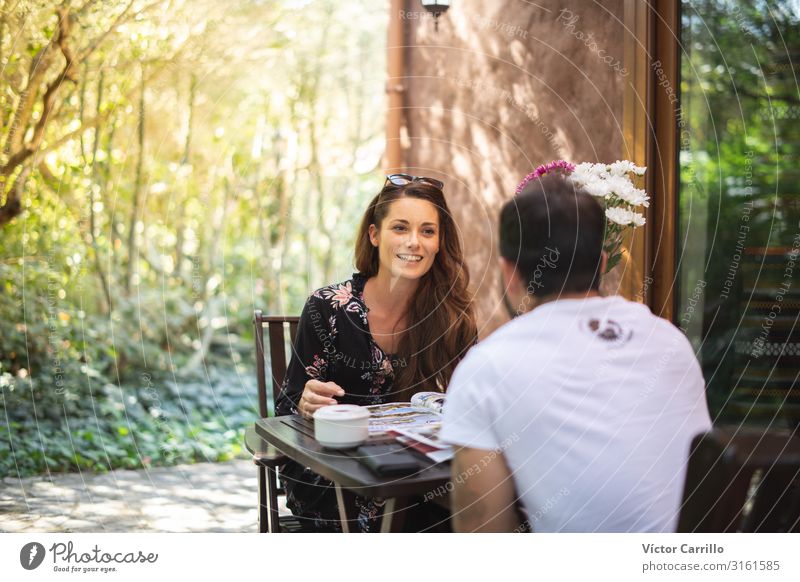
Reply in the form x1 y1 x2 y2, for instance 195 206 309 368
265 466 280 533
334 485 358 533
379 498 397 533
257 466 268 533
380 497 413 533
334 490 411 533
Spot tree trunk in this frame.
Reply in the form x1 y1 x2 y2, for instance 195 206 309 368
0 7 77 228
179 175 231 376
181 73 196 164
0 2 164 230
174 73 196 278
125 62 146 293
89 70 112 313
0 1 7 138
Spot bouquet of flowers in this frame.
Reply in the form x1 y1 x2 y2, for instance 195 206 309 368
516 159 648 271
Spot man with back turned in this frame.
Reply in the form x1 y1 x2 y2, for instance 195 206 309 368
441 174 711 532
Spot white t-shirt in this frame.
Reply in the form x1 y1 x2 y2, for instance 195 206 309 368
441 296 711 532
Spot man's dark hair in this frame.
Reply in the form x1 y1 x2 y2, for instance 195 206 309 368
499 174 605 298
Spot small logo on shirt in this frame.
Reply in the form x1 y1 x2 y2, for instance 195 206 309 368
582 318 632 346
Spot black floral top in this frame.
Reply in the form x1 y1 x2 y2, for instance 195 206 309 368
275 274 403 531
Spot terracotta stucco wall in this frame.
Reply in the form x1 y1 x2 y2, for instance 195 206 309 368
401 0 627 335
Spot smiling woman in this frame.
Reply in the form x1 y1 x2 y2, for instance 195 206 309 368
355 177 478 402
364 197 441 354
274 176 478 532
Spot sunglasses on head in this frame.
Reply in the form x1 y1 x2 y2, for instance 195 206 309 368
384 173 444 190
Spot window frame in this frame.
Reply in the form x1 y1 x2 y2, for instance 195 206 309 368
623 0 680 322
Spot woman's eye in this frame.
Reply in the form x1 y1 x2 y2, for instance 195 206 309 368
423 229 437 236
392 225 406 232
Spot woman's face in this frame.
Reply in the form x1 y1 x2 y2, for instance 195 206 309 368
369 196 441 281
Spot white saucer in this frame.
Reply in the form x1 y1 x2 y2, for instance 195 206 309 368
316 439 365 450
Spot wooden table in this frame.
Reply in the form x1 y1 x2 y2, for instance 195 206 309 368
252 415 452 532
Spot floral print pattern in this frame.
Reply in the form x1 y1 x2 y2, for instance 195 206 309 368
314 281 354 308
275 274 396 532
304 354 327 379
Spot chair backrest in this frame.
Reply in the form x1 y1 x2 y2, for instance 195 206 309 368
254 310 300 418
678 427 800 532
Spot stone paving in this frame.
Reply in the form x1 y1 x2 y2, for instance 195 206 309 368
0 460 289 533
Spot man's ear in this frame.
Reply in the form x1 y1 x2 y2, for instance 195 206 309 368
368 224 379 247
499 257 522 294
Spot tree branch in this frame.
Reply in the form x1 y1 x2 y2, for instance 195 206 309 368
75 0 102 17
76 0 165 64
37 160 60 190
2 7 77 178
37 110 111 158
29 8 78 145
0 165 28 226
4 44 56 156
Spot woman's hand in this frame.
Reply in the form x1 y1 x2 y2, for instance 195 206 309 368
298 380 345 419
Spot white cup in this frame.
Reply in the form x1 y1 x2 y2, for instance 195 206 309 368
313 405 370 449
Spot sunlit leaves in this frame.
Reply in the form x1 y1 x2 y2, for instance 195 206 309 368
1 0 386 476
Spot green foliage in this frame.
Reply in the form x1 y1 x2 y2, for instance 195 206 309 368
677 0 800 423
1 369 257 477
0 0 386 476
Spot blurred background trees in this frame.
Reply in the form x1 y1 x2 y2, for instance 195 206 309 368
0 0 386 475
677 0 800 424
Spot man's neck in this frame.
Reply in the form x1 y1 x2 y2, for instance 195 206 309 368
530 289 602 310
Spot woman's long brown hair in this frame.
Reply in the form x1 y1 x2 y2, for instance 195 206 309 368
355 181 478 401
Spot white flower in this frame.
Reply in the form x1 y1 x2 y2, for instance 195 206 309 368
608 160 647 177
583 180 610 198
608 160 635 176
558 160 649 267
572 162 605 180
606 207 646 227
626 187 650 207
568 173 590 190
605 207 630 225
604 176 650 207
569 163 651 209
569 163 611 197
604 175 633 196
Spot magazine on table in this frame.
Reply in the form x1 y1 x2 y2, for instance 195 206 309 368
391 424 453 463
364 391 454 463
366 391 446 434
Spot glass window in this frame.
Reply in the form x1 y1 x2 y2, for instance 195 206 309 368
677 0 800 425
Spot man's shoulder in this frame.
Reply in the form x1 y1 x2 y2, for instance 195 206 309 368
450 331 511 387
603 298 700 368
628 301 693 344
455 313 552 376
470 297 687 358
470 313 543 354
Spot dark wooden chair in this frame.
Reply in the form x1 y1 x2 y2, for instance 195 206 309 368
243 311 301 533
677 427 800 532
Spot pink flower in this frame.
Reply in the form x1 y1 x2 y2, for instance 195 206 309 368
515 160 576 195
330 282 353 307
